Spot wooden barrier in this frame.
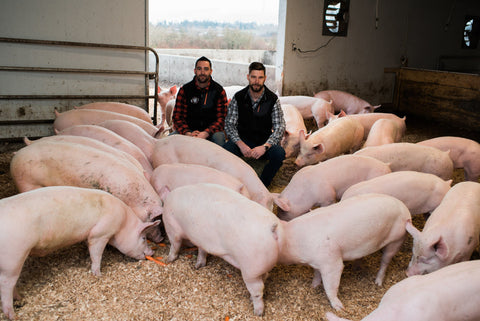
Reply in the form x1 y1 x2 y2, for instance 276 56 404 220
385 67 480 137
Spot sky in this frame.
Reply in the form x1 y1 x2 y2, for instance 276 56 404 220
149 0 279 25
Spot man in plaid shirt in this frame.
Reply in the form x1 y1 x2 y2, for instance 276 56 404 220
224 62 286 187
172 56 228 146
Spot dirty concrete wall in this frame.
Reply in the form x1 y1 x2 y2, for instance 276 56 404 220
280 0 480 105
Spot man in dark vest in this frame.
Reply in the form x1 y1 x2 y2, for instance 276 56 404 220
224 62 286 187
172 56 228 145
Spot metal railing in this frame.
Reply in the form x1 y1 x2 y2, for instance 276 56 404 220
0 37 160 124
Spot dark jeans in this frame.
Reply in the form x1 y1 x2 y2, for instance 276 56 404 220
223 139 285 187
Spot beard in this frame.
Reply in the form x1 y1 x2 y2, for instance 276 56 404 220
249 84 264 93
196 75 210 84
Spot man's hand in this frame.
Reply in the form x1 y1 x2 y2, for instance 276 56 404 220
250 146 266 159
195 131 209 139
237 140 253 158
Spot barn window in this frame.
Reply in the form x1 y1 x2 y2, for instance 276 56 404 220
462 16 479 49
322 0 350 37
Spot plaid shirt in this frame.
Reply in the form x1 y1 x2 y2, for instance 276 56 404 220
225 87 285 146
173 79 228 135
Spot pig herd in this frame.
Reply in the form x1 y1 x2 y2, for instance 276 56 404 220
0 86 480 320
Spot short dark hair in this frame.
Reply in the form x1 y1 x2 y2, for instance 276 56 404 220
195 56 212 68
248 62 266 74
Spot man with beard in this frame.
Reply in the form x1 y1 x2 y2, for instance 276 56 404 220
171 56 228 145
223 62 286 187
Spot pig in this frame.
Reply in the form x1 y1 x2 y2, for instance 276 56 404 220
417 136 480 182
53 109 164 138
278 193 411 311
354 143 454 180
341 171 452 215
274 155 392 221
57 124 154 179
24 134 147 179
159 183 283 316
74 102 153 123
98 119 157 162
325 260 480 321
157 85 177 126
406 181 480 276
314 90 380 114
0 186 160 320
279 95 334 128
294 116 364 167
164 99 175 129
151 135 278 210
150 163 251 199
10 140 163 241
327 111 406 139
363 118 405 147
280 103 308 158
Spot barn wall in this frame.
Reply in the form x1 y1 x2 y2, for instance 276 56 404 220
0 0 149 139
280 0 480 106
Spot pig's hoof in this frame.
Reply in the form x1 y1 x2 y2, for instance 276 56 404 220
194 262 206 269
331 299 344 311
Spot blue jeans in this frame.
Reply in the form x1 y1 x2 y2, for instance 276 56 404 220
169 131 225 146
223 139 285 187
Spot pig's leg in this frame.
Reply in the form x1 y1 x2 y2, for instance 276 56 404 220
87 236 111 276
195 248 208 269
317 259 345 311
242 274 265 316
0 257 27 320
312 269 322 288
375 237 404 286
163 215 183 263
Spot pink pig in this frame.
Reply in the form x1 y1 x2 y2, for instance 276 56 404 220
354 143 454 180
150 163 251 199
341 171 452 215
57 124 154 179
159 183 283 316
326 260 480 321
157 85 177 125
0 186 159 320
74 101 153 123
280 103 308 158
417 136 480 181
278 193 411 311
274 155 391 221
295 116 364 167
279 95 334 127
53 109 164 138
363 118 405 147
314 90 380 114
151 135 277 210
406 181 480 276
10 140 163 241
99 119 157 162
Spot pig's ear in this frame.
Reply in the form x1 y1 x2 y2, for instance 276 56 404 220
312 143 325 154
272 193 290 211
446 179 453 186
140 220 161 236
405 220 421 239
325 110 335 121
157 185 171 201
432 236 449 261
338 110 347 117
170 85 177 95
299 130 306 142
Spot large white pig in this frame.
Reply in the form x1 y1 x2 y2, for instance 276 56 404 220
280 103 308 158
10 140 163 241
354 143 454 180
279 95 334 128
278 193 411 311
57 124 154 178
150 163 251 199
151 135 277 210
0 186 159 320
417 136 480 181
53 109 164 138
274 155 391 221
314 90 380 114
24 135 147 178
295 116 364 167
363 118 405 147
406 181 480 276
326 260 480 321
157 85 178 127
159 183 283 316
99 119 157 162
341 171 452 215
74 102 153 123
